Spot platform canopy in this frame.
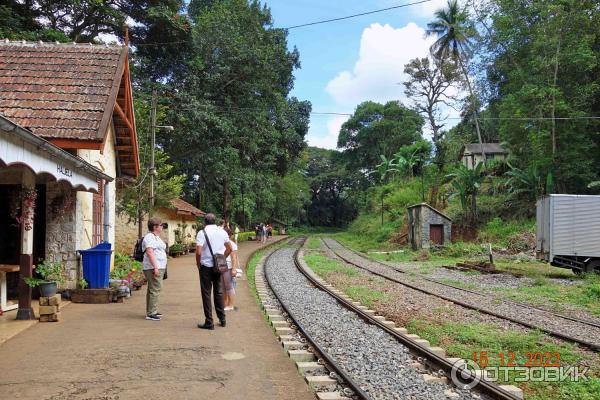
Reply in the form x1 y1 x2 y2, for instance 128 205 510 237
0 115 112 192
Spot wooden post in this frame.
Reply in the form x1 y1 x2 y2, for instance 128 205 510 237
16 168 35 320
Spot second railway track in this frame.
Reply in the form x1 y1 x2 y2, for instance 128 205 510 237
257 237 523 400
320 237 600 351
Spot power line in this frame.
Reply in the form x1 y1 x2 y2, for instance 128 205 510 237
129 0 431 47
284 0 433 29
173 104 600 121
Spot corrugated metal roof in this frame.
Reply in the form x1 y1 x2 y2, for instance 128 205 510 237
463 143 507 155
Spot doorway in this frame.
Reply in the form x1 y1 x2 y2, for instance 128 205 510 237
429 224 444 245
0 184 46 300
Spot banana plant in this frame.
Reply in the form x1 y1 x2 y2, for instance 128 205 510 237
374 155 399 183
505 163 553 202
446 162 484 224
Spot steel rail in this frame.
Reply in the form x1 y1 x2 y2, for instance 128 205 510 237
328 238 600 330
295 240 521 400
263 237 372 400
321 238 600 352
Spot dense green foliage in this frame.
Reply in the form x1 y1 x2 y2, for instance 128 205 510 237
337 101 424 174
0 1 311 227
304 147 360 227
3 0 600 234
153 0 311 224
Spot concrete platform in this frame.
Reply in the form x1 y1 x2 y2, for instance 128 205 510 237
0 236 314 400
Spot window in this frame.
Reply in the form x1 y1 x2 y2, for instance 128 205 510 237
92 180 104 245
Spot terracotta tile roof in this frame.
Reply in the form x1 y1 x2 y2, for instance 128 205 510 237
170 198 205 217
0 41 127 142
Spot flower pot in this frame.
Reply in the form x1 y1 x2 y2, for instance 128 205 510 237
39 281 57 297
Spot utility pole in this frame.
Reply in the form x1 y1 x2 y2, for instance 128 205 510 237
241 181 245 230
149 89 157 208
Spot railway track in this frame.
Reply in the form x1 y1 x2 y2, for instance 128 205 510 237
320 237 600 352
256 237 522 400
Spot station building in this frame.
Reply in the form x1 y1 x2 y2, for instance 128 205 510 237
0 41 138 319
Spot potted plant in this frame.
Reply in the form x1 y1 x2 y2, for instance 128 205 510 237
169 242 185 257
24 260 66 297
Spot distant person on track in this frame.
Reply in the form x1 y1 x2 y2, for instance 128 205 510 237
234 224 240 243
142 217 168 321
196 213 233 330
223 228 239 311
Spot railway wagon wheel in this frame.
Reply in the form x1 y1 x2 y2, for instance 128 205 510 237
586 259 600 274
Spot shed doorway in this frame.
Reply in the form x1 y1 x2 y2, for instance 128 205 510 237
430 224 444 245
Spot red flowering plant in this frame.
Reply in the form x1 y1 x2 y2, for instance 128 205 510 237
110 253 146 289
9 186 37 231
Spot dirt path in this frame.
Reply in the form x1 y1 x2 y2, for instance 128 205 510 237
0 236 313 400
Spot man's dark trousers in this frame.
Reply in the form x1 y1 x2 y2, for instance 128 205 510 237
199 265 225 326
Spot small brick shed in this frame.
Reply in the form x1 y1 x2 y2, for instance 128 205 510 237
407 203 452 250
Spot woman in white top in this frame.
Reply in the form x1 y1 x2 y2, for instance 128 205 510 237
222 228 239 311
142 217 168 321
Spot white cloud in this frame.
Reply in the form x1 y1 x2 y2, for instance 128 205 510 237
325 22 435 108
314 22 437 148
307 115 348 149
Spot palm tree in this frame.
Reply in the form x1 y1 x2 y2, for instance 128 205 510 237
426 0 485 164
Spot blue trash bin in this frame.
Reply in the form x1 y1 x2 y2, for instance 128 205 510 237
79 242 112 289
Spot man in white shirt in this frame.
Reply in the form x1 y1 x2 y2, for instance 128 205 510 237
196 213 232 330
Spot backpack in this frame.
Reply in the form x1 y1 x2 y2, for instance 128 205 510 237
133 238 144 262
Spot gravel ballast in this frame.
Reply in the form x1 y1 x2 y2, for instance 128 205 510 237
322 238 600 350
265 246 485 400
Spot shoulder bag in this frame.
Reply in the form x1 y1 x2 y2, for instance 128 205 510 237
203 229 228 273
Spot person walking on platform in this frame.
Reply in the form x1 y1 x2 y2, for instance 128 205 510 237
196 213 232 330
142 217 168 321
223 228 238 311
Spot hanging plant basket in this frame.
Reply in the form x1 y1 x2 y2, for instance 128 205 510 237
9 186 37 231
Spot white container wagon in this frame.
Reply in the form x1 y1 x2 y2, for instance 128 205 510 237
536 194 600 273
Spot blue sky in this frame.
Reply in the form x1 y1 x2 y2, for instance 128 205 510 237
263 0 451 149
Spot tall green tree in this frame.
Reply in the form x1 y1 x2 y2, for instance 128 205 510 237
487 0 600 192
427 0 486 163
0 0 68 40
159 0 310 221
305 147 359 227
337 101 424 174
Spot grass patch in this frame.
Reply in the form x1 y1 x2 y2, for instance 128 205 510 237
345 285 385 307
246 240 289 301
304 253 357 278
406 319 599 400
305 237 322 250
304 253 385 307
495 274 600 317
